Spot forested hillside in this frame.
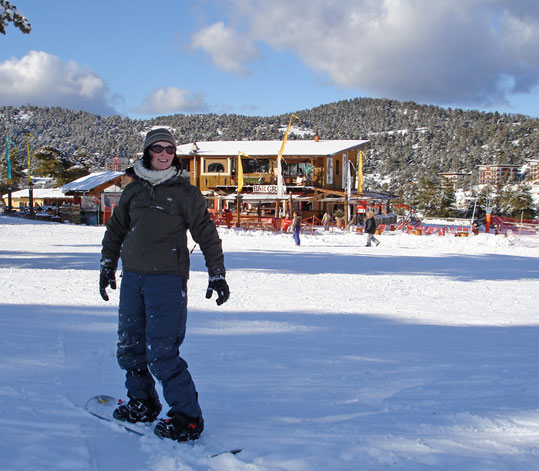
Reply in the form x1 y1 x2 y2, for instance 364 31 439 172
1 98 538 200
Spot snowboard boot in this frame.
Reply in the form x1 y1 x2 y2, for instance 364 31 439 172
113 397 161 423
154 411 204 442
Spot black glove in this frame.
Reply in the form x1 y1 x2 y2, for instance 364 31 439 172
99 262 117 301
205 274 229 306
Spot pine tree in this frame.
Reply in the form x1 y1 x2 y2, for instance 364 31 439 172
506 184 535 219
438 184 457 217
34 146 89 186
415 177 439 216
0 146 25 194
0 1 31 34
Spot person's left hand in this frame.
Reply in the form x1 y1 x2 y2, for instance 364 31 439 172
205 274 230 306
99 265 116 301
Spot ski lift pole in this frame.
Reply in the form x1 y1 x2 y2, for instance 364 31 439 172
469 198 478 234
26 132 34 218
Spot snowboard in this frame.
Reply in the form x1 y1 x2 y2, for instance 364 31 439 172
85 395 242 457
86 395 154 437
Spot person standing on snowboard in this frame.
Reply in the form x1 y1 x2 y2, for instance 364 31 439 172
99 128 229 442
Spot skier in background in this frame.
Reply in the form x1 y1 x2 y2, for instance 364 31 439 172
99 128 229 442
322 211 331 231
365 211 380 246
292 211 302 246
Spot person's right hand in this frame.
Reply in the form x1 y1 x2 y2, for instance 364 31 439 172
205 274 230 306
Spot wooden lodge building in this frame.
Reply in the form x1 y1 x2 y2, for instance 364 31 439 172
3 139 397 228
60 171 124 224
176 139 396 226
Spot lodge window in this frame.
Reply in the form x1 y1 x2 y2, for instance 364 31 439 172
241 158 269 173
208 162 225 173
180 159 190 172
282 162 313 178
204 159 229 174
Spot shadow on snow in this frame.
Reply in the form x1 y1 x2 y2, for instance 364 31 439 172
0 247 537 282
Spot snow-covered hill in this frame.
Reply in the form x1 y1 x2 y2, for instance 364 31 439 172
1 216 539 470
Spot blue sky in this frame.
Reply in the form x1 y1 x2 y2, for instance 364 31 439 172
1 0 539 120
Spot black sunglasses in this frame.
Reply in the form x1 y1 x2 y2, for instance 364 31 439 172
149 144 176 155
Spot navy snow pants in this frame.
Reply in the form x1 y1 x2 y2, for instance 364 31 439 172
116 270 202 419
293 227 301 245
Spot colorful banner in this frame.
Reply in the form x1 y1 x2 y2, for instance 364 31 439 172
346 158 352 195
237 151 249 193
277 114 300 197
357 151 364 194
278 113 299 157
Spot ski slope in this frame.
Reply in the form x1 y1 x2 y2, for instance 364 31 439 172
1 215 539 470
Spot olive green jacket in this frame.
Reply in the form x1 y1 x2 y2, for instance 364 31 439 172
101 170 225 278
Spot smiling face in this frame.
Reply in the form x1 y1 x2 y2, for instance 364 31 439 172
149 141 176 170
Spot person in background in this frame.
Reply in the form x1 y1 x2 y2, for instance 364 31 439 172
364 211 380 246
292 211 302 246
322 211 331 231
99 128 229 443
224 208 234 228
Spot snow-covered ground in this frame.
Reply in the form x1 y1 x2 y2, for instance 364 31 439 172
1 215 539 471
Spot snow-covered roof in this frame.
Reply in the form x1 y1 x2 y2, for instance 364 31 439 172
2 188 73 199
60 171 124 192
477 164 521 168
176 140 369 157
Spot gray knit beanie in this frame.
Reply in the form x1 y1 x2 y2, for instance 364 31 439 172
142 128 176 153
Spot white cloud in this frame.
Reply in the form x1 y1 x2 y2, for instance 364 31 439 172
191 21 261 75
0 50 117 115
201 0 539 109
135 86 209 115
